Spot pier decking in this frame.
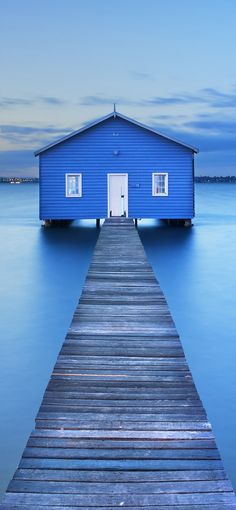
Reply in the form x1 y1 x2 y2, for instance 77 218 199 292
1 218 236 509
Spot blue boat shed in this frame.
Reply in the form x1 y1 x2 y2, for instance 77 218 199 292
35 109 198 227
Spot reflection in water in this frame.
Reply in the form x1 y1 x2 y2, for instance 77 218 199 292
0 197 99 493
0 184 236 495
138 205 236 490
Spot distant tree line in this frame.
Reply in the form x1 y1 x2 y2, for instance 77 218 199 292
0 177 39 183
195 176 236 183
0 176 236 184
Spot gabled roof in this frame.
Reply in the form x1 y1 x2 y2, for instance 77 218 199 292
34 111 199 156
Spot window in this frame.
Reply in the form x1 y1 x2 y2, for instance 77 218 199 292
152 173 168 196
66 174 82 197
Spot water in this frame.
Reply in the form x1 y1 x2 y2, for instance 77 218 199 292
0 183 235 495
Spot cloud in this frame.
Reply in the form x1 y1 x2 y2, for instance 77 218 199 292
144 96 192 106
142 91 211 107
184 118 236 134
0 124 71 146
131 71 155 81
0 150 37 176
79 87 236 110
150 120 236 153
2 87 236 113
201 87 236 108
190 133 236 152
79 96 149 107
79 94 194 107
0 125 67 135
38 96 66 105
147 117 236 175
0 124 71 174
0 97 34 107
155 114 185 121
79 96 126 106
144 87 236 109
0 96 66 108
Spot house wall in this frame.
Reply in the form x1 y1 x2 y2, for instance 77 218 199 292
39 116 194 220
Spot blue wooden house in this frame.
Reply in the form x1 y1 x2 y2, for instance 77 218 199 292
35 109 198 226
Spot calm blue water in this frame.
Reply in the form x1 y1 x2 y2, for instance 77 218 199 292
0 183 236 495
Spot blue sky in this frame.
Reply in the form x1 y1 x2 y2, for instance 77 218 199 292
1 0 236 176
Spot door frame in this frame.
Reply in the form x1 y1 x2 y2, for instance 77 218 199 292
107 173 128 218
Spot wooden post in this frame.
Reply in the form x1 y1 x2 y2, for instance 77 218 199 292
43 219 72 227
43 219 51 227
96 218 100 228
184 219 192 228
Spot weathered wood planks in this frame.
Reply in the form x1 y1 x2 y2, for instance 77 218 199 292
1 217 236 509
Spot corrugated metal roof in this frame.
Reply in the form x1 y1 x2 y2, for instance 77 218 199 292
34 111 199 156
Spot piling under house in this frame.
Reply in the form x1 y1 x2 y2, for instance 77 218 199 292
35 109 198 226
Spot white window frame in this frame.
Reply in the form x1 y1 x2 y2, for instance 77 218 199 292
65 173 82 198
152 172 168 196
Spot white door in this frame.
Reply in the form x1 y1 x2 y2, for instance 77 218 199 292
108 174 128 217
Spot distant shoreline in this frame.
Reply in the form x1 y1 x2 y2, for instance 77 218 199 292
0 176 236 184
0 177 39 183
195 176 236 183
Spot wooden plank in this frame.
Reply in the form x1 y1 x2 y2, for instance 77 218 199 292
8 479 233 494
35 419 213 431
41 398 202 407
35 420 213 431
2 505 236 510
2 492 236 506
30 429 215 439
22 446 221 460
27 437 217 449
19 458 224 470
36 412 208 421
13 468 228 482
1 217 235 509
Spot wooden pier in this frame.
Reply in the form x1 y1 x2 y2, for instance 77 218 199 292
1 218 236 509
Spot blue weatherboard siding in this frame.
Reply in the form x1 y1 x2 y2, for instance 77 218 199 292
39 115 195 220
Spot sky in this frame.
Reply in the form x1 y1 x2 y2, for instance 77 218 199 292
1 0 236 176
